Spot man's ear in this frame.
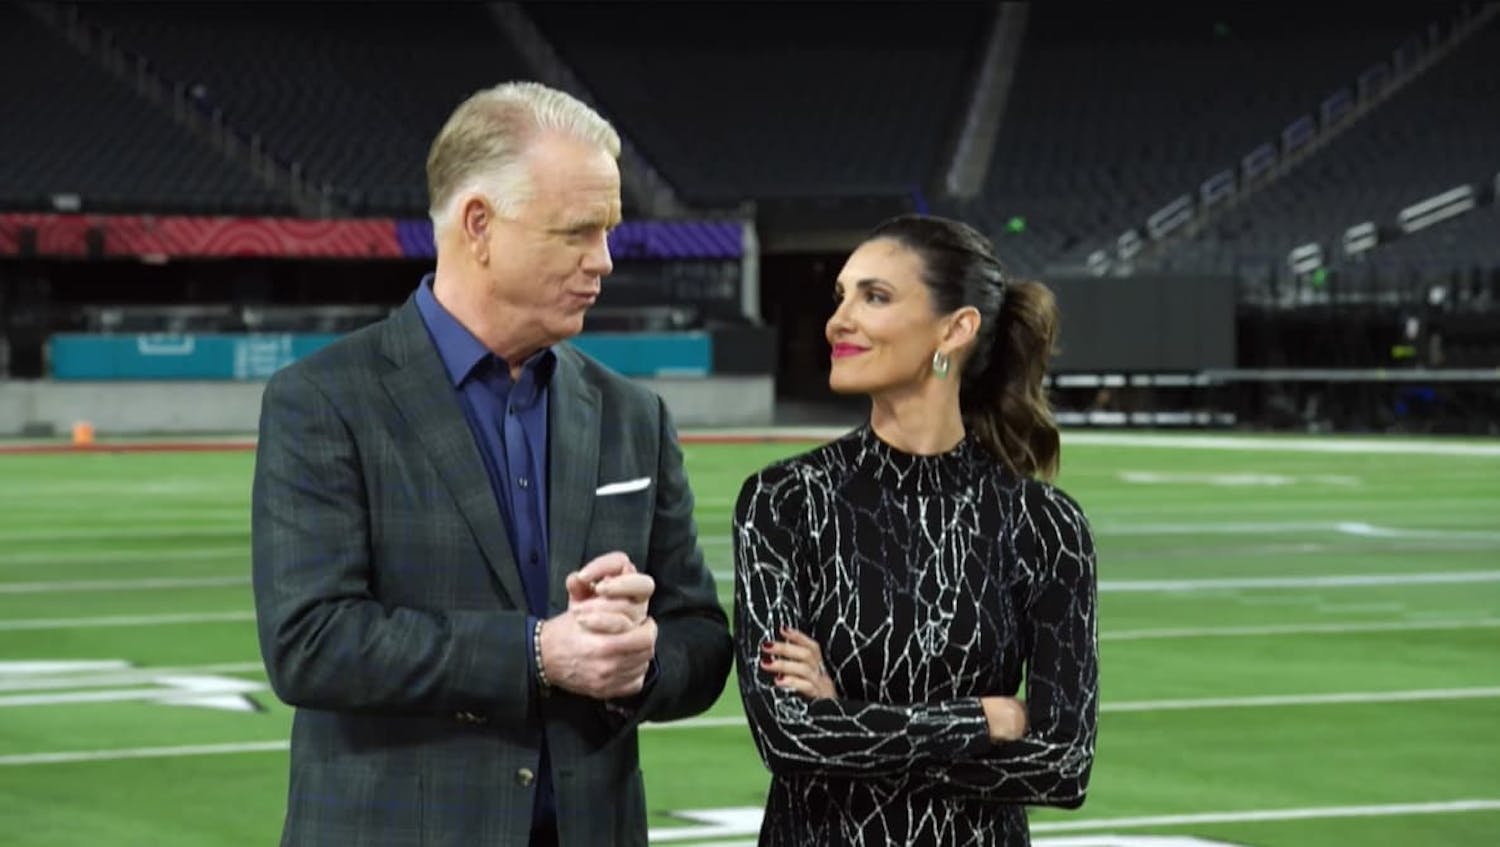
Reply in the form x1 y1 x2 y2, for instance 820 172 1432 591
461 195 491 264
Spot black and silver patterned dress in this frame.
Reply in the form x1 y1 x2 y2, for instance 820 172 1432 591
733 424 1099 846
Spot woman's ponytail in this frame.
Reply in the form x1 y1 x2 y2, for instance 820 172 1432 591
964 280 1060 480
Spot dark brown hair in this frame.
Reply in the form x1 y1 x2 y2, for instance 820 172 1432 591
866 214 1061 479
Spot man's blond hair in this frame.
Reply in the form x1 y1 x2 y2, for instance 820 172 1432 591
426 81 621 232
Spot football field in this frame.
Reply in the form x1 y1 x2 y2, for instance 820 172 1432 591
1 431 1497 846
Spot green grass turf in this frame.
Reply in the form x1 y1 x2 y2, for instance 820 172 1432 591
1 433 1497 845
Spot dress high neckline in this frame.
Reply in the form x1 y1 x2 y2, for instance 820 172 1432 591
852 423 989 496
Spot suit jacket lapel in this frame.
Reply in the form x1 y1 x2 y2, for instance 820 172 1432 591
378 300 526 609
546 346 600 614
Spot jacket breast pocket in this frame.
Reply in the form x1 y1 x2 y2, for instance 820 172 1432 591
586 478 655 563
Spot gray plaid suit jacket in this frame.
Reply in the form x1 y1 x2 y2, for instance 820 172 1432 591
251 296 733 846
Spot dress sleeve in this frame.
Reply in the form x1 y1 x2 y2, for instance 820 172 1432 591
733 465 994 779
927 481 1099 807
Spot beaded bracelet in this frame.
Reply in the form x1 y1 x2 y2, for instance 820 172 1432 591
534 618 551 694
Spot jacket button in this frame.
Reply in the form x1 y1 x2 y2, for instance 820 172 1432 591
516 768 536 787
455 711 487 725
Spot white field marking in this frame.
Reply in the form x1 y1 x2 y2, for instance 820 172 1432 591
1406 609 1498 621
642 716 746 732
666 833 1242 839
0 678 267 709
0 661 264 693
679 428 1500 457
1337 521 1500 542
7 688 1500 765
649 808 764 843
1099 571 1500 592
1118 471 1361 487
1102 687 1500 713
0 525 247 543
711 521 1500 545
1313 602 1407 614
1234 592 1324 606
0 576 249 594
1102 617 1500 641
0 481 233 497
1090 520 1500 541
1029 799 1500 833
0 547 247 566
650 799 1500 844
642 686 1500 731
0 611 255 631
1085 498 1500 517
1093 521 1338 536
1061 431 1500 457
0 741 289 766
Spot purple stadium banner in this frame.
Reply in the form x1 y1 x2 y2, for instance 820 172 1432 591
0 214 744 261
393 219 743 261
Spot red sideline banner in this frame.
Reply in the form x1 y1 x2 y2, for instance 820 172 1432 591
0 213 404 259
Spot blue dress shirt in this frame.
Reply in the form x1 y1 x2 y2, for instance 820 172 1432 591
415 276 558 832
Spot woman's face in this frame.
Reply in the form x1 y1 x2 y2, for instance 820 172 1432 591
826 238 951 397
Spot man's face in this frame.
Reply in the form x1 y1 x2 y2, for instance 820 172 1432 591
486 131 622 349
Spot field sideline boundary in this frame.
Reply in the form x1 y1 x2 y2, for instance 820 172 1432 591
3 428 1500 456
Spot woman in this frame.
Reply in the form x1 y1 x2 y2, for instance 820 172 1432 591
733 214 1098 846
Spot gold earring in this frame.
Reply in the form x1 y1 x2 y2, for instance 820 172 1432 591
931 350 950 378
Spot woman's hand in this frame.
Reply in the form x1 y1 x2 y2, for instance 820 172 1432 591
979 696 1028 742
760 626 837 700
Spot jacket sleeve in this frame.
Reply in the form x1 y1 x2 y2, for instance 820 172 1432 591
252 366 535 724
624 397 734 726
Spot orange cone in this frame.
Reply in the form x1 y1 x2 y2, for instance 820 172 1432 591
71 421 95 447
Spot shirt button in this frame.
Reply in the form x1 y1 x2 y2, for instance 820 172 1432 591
518 477 529 488
516 768 535 787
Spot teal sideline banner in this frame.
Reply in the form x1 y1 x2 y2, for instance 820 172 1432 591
48 333 711 380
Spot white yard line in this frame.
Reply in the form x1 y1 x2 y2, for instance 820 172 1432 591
1101 687 1500 713
1104 617 1500 640
0 576 249 594
0 661 264 693
645 686 1500 731
656 797 1500 845
1087 520 1500 541
710 570 1500 592
0 741 289 766
0 547 247 566
0 684 271 708
1099 571 1500 592
0 526 246 543
1028 798 1500 832
0 611 255 631
1060 432 1500 457
5 686 1499 763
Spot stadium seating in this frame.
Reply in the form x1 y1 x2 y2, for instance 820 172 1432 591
524 1 987 207
1164 21 1500 281
956 5 1470 275
0 4 286 214
79 2 532 215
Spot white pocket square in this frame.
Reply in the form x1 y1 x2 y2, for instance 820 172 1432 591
595 477 652 496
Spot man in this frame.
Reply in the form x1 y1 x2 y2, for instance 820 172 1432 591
251 81 733 847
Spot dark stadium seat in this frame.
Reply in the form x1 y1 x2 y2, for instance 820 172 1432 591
0 4 287 214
